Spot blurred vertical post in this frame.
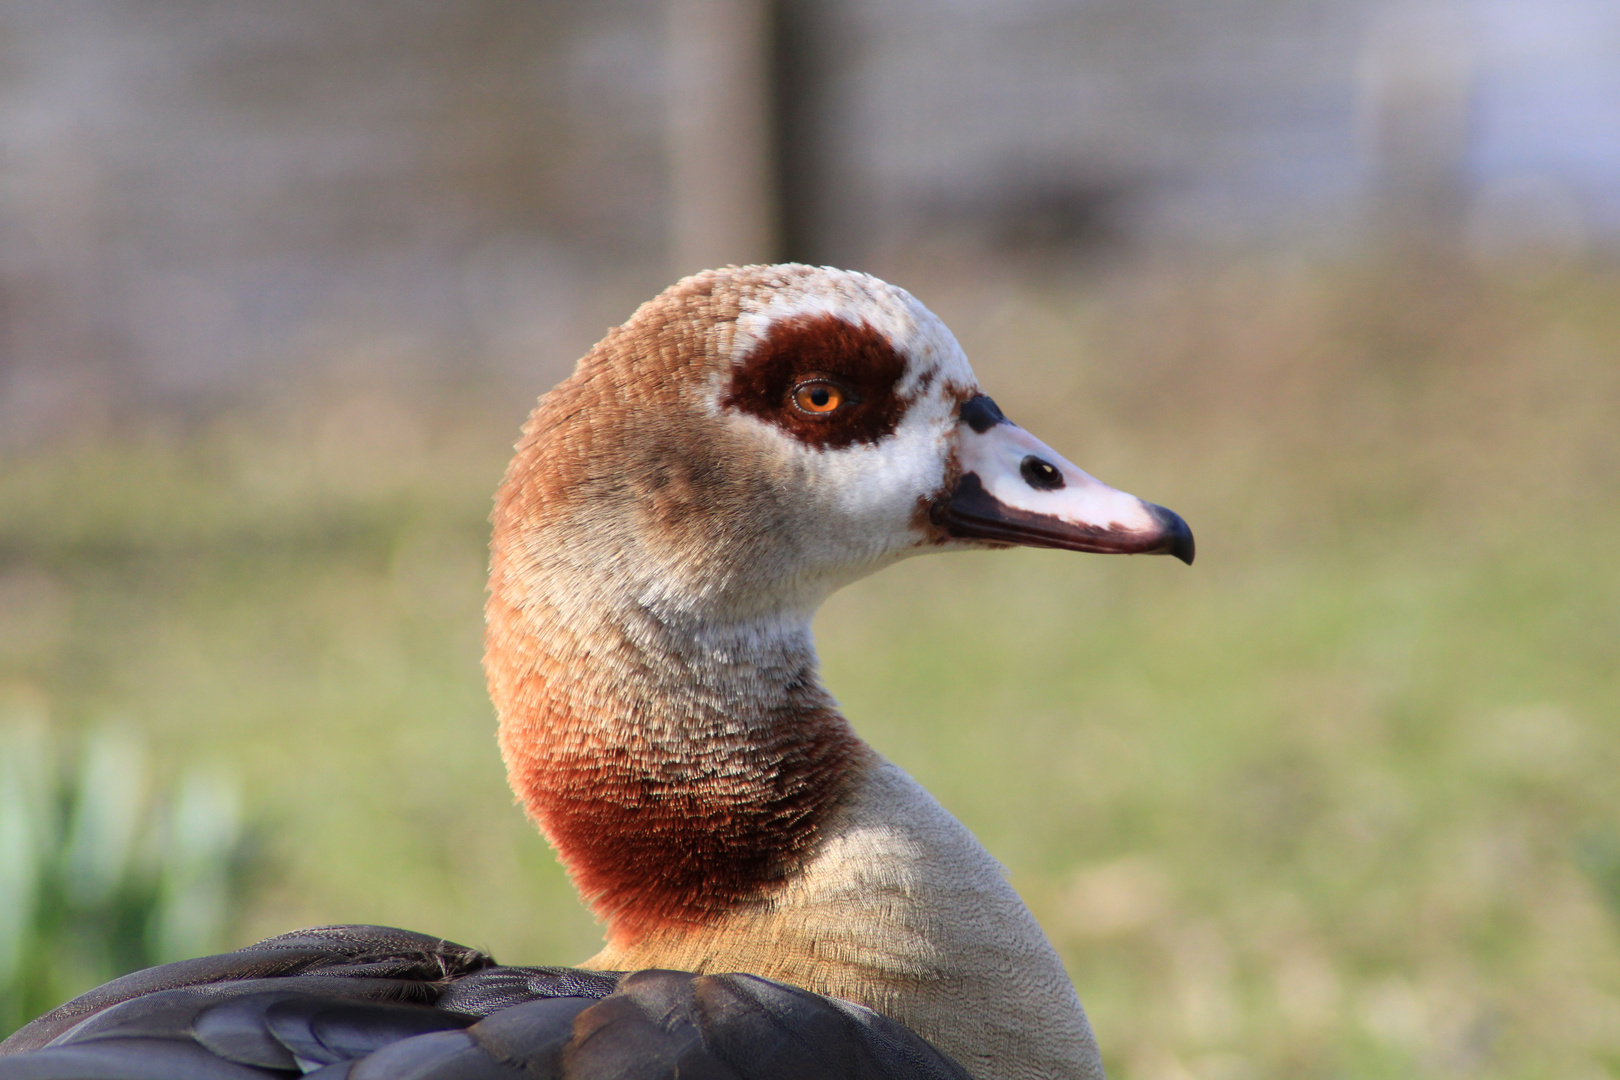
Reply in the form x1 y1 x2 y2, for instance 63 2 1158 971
666 0 780 274
771 0 832 267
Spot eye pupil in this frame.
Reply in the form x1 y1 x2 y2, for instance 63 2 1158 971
794 382 844 414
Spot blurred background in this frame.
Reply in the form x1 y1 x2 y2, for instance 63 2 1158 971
1 1 1617 1076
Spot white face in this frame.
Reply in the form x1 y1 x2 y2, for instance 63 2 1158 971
707 267 1192 613
723 271 974 573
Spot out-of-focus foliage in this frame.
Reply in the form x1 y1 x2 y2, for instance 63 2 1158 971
0 724 249 1036
1 255 1617 1077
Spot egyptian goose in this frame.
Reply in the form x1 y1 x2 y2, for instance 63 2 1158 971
0 265 1192 1080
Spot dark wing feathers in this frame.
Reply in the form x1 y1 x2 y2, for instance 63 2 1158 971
462 998 591 1066
0 926 972 1080
192 993 307 1070
436 966 619 1017
341 1030 505 1080
0 1038 283 1080
262 995 477 1069
1 926 493 1056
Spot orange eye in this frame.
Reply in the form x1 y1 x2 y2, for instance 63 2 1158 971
793 381 844 414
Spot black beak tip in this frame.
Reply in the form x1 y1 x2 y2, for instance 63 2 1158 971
1148 503 1196 565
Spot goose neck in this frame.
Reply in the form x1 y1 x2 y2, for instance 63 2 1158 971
486 583 866 945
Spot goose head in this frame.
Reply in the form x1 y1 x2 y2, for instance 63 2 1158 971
491 263 1190 635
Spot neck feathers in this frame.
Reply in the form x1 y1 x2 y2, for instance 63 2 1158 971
486 552 865 945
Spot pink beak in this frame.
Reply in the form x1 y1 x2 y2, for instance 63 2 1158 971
934 396 1194 564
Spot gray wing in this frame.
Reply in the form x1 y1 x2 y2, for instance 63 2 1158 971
0 925 972 1080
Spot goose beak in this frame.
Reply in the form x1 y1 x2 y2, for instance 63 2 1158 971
936 395 1195 564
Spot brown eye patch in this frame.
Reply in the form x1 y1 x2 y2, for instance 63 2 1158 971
721 314 908 450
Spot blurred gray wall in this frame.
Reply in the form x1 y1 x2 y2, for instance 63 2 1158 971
0 0 1616 427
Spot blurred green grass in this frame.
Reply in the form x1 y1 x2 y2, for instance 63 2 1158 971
1 258 1618 1078
0 724 250 1033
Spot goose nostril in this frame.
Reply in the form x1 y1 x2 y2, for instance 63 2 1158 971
1020 455 1066 491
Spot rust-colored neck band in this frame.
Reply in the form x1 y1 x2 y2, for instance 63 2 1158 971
486 582 863 945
